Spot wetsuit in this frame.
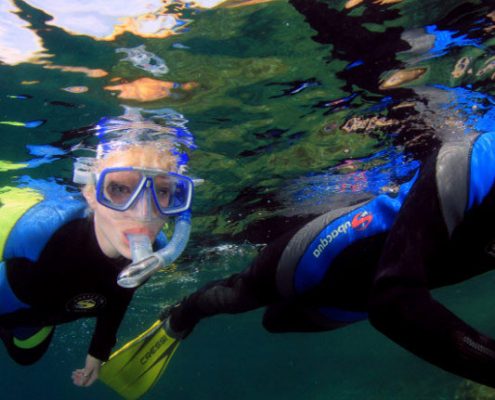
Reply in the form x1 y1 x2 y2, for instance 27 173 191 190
0 189 166 365
169 131 495 388
1 218 134 365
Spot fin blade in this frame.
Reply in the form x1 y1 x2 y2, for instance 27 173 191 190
100 320 179 400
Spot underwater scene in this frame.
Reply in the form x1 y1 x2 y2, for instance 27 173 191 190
2 0 495 398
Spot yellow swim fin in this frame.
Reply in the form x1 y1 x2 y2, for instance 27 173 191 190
99 320 180 400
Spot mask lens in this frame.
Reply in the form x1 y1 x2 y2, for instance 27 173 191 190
101 170 144 207
153 174 173 210
152 174 192 214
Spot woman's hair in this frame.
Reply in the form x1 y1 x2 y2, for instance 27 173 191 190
82 142 178 198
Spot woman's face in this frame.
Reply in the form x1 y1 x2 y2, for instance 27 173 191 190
84 145 177 260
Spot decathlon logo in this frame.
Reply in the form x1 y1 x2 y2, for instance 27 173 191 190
351 210 373 231
141 336 168 365
312 221 352 258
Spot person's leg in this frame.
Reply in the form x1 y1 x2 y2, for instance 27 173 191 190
0 325 54 365
262 301 348 333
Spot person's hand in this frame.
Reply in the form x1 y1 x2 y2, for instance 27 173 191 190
71 354 102 387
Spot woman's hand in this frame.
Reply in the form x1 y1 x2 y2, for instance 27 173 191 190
71 354 102 387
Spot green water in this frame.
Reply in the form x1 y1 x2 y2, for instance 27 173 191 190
1 0 495 398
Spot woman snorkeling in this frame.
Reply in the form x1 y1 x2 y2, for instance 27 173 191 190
0 129 194 387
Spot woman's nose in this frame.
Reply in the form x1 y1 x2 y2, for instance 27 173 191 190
128 189 160 221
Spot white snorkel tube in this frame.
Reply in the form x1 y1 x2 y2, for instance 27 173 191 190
117 210 192 288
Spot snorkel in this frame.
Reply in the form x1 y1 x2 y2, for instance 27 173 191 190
118 210 191 288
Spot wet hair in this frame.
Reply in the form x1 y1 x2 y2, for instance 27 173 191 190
96 142 177 171
82 142 178 199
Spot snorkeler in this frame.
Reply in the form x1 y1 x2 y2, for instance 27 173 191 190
0 137 193 387
163 131 495 388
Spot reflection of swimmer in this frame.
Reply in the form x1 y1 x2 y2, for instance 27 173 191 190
104 77 198 102
0 119 46 128
341 115 399 132
6 94 32 100
43 64 108 78
0 160 28 172
0 130 194 387
45 100 81 108
23 145 68 169
111 12 190 40
164 132 495 389
345 0 403 9
116 44 169 76
225 0 276 8
379 67 427 89
484 10 495 32
452 56 471 78
62 86 89 93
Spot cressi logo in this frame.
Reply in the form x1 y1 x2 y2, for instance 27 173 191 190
141 336 168 365
351 210 373 231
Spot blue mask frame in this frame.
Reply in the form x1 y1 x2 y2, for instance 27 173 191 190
95 167 193 216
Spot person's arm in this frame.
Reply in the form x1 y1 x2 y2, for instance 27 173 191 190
168 232 292 337
368 142 495 387
71 289 133 386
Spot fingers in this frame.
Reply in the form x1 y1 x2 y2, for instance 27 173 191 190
71 368 96 387
72 355 102 387
84 371 98 387
71 369 85 386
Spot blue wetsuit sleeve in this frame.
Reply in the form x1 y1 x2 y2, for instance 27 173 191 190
369 147 495 387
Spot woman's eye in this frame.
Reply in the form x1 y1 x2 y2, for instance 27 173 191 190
156 187 170 198
107 182 132 197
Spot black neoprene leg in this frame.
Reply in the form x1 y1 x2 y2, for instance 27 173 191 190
0 326 54 365
262 301 348 333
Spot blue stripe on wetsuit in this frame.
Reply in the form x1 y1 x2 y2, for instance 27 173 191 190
0 198 86 316
295 179 414 294
294 178 416 322
4 198 87 262
468 132 495 210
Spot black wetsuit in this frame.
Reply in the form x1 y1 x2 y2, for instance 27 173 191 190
0 217 134 363
169 132 495 388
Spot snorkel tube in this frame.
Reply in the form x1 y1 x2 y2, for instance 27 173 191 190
117 210 192 288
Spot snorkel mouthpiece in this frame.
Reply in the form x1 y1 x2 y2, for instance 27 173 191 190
117 211 192 288
128 234 153 263
117 255 162 288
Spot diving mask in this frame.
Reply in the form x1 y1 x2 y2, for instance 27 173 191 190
95 167 193 218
